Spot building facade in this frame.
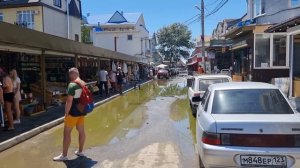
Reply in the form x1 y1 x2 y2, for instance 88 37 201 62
247 0 300 24
219 0 300 83
0 0 82 41
86 11 151 63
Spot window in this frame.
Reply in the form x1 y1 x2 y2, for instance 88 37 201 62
273 35 287 66
75 34 79 42
199 78 230 91
16 10 34 29
255 34 270 68
254 33 289 68
212 89 294 114
53 0 61 7
128 34 133 40
0 13 3 22
252 0 266 18
291 0 300 7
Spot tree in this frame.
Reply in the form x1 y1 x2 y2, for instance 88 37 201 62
81 26 91 44
157 23 194 62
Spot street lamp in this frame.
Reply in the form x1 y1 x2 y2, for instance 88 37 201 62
195 1 206 73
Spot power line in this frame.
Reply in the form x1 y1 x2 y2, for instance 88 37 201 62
186 17 201 26
206 0 229 18
205 0 221 7
183 14 200 24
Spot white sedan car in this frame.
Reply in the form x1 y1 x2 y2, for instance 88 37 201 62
196 82 300 168
188 75 232 116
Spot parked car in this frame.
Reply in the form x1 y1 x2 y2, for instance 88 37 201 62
220 69 232 76
157 69 169 79
196 82 300 168
188 75 232 116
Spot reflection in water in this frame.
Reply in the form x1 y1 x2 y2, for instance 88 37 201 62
170 99 196 144
0 82 160 168
0 78 196 168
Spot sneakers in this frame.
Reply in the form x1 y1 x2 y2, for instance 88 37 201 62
13 120 21 124
75 150 85 157
53 154 68 161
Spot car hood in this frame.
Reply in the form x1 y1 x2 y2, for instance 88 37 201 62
211 114 300 134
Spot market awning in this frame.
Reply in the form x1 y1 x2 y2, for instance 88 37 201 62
156 64 168 68
0 22 138 62
265 15 300 33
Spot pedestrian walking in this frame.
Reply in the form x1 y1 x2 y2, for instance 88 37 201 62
0 81 4 128
109 71 117 92
2 72 14 131
10 69 21 124
97 67 109 96
53 68 87 161
116 67 125 95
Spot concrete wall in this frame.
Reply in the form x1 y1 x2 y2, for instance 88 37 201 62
0 6 43 32
42 2 81 41
43 6 67 38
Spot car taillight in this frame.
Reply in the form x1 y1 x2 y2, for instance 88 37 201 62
294 135 300 147
221 134 231 145
202 132 221 145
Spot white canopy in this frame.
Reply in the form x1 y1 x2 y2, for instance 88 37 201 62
156 64 168 69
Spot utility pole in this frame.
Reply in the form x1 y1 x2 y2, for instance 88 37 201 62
201 0 206 72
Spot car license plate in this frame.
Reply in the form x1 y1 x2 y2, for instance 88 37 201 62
240 155 287 167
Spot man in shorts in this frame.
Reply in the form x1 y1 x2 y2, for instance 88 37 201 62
53 68 86 161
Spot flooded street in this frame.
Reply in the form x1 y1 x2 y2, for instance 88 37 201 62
0 77 198 168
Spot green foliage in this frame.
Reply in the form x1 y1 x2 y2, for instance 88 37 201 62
81 26 91 43
157 23 194 61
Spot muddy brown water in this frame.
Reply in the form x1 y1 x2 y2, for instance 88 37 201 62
0 79 197 168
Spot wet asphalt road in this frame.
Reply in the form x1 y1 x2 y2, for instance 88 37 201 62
0 77 199 168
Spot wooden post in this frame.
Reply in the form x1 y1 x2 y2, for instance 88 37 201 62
75 54 79 68
41 50 46 105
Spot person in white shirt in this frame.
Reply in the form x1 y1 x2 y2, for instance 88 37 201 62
97 67 109 96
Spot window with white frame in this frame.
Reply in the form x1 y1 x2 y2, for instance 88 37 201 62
53 0 61 8
254 33 289 69
291 0 300 7
0 13 3 22
273 35 287 66
255 34 270 68
252 0 266 18
16 10 35 29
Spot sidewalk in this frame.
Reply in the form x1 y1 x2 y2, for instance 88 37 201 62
0 80 149 143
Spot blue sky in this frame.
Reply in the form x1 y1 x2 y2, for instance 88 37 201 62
82 0 247 38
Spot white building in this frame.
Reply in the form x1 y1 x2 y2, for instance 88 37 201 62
0 0 82 41
86 11 151 62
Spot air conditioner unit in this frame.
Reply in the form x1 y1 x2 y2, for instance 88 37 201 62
32 10 40 15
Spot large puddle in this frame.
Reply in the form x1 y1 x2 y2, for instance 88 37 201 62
0 78 195 168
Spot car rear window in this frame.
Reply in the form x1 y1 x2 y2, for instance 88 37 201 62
199 78 229 91
212 89 294 114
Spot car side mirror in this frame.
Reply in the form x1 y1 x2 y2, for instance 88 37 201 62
192 96 202 102
187 78 194 87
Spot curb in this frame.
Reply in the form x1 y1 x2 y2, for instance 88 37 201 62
0 80 152 152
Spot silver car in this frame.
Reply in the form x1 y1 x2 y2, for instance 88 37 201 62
188 75 232 116
196 82 300 168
